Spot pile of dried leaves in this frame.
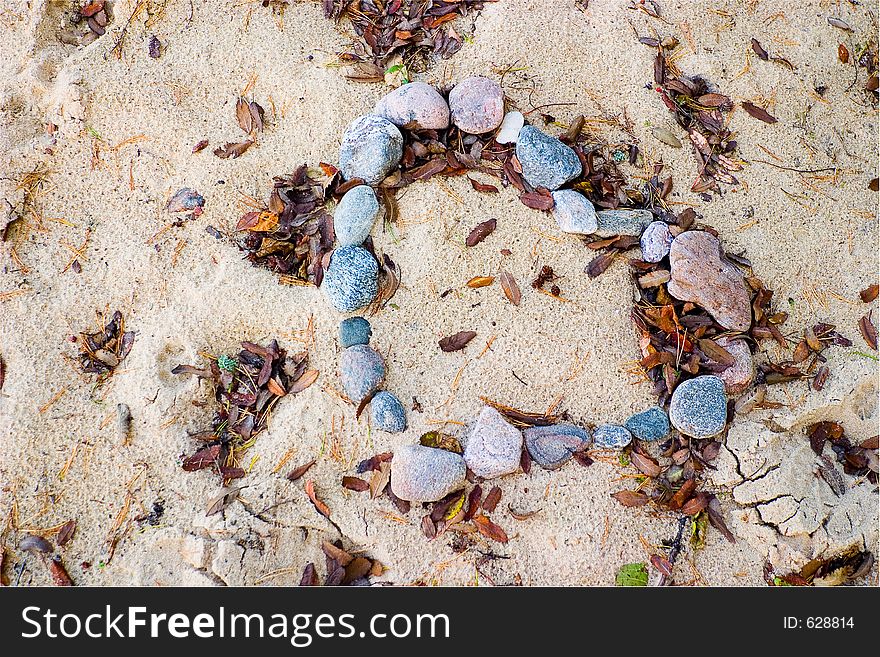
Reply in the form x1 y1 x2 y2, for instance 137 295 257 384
766 546 874 586
60 1 112 47
72 310 134 379
808 421 878 487
300 540 385 586
173 339 318 483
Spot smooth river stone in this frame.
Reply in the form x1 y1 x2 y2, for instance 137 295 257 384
515 125 582 191
373 82 450 130
524 423 592 470
323 245 379 313
334 185 379 246
669 375 728 438
448 76 504 134
594 209 654 237
370 391 407 433
339 316 372 348
339 114 403 184
624 407 670 442
640 221 673 263
463 406 523 479
666 231 752 331
714 336 755 396
391 445 467 502
592 424 633 450
339 344 385 403
495 110 524 144
551 189 598 234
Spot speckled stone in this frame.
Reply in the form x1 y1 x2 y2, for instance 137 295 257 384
551 189 598 234
714 336 755 396
339 114 403 184
323 245 379 313
524 423 592 469
370 391 407 433
669 375 728 438
463 406 523 479
667 231 752 331
334 185 379 246
640 221 673 263
339 344 385 403
624 407 671 442
339 317 372 348
515 125 582 191
374 82 450 130
594 209 654 237
448 76 504 134
592 424 633 450
495 111 524 144
391 445 467 502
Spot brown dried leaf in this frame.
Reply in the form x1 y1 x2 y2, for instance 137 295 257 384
611 490 649 507
631 452 663 478
465 218 497 247
699 338 736 366
300 563 319 586
586 251 617 278
49 558 73 587
472 514 509 543
682 492 708 515
369 461 391 499
751 38 769 60
214 140 254 159
192 139 209 153
466 275 495 288
468 178 499 193
499 271 521 306
56 520 76 548
741 102 777 124
858 313 877 350
508 505 541 521
305 480 331 519
439 330 476 352
321 541 353 567
205 486 241 516
482 486 502 513
286 459 316 482
182 444 220 471
519 191 555 211
236 97 253 135
860 284 879 303
289 369 320 394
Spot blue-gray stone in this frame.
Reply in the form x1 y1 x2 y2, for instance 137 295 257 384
624 407 671 442
370 391 407 433
323 245 379 313
594 208 654 237
551 189 598 234
339 317 372 348
339 114 403 184
339 344 385 403
515 125 582 191
334 185 379 246
391 445 467 502
592 424 633 450
669 375 728 438
524 423 592 469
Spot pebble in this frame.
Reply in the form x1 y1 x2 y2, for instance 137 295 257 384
669 375 728 438
524 423 592 469
714 336 755 396
370 391 407 433
323 245 379 313
334 185 379 246
594 208 653 237
624 407 670 442
338 316 372 348
495 110 524 144
592 424 633 450
448 76 504 134
166 187 204 213
339 114 403 184
339 344 385 403
666 231 752 331
390 445 467 502
639 221 673 263
373 82 450 130
463 406 523 479
551 189 598 234
515 125 582 190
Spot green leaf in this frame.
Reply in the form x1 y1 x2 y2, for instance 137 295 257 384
616 562 648 586
691 511 709 550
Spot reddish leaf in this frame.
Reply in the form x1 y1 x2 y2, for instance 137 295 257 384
482 486 502 513
305 480 331 519
182 445 220 471
860 284 879 303
741 102 777 124
858 313 877 350
465 218 497 247
611 490 649 507
468 178 499 193
499 271 521 306
56 520 76 548
519 191 555 211
213 140 254 159
286 459 316 482
473 514 509 543
300 563 319 586
439 330 476 352
49 558 73 587
342 476 370 492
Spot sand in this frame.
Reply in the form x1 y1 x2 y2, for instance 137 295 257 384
0 0 877 586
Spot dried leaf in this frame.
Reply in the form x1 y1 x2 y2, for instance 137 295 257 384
289 369 320 394
192 139 209 153
286 459 316 482
631 451 663 478
49 558 73 587
468 178 499 193
482 486 502 513
369 461 391 499
419 431 463 453
439 330 476 352
586 251 617 278
342 476 370 492
698 338 735 366
682 492 708 515
466 275 495 288
205 486 241 516
859 284 879 303
56 520 76 548
611 490 649 507
508 505 541 521
751 38 769 61
465 218 497 247
182 444 220 471
741 102 777 124
838 44 849 63
472 514 509 543
213 140 254 159
858 313 877 350
236 97 253 135
305 480 331 519
300 563 319 586
519 191 555 211
499 271 521 306
321 541 353 567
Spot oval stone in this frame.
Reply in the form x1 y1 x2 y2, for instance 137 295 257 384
592 424 633 450
594 208 654 237
374 82 450 130
339 114 403 184
524 423 592 469
669 375 728 438
391 445 467 502
339 344 385 403
339 316 372 348
640 221 673 262
334 185 379 246
496 110 524 144
551 189 598 234
714 336 755 396
624 407 671 442
448 76 504 134
515 125 582 191
370 391 407 433
323 245 379 313
463 406 523 479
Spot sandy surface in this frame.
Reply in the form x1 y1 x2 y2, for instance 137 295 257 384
0 0 877 586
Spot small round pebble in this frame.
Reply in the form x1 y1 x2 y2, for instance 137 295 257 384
714 336 755 396
640 221 673 263
624 407 670 442
495 110 524 144
374 82 450 130
463 406 523 479
524 423 592 469
338 317 372 348
339 344 385 403
515 125 582 191
339 114 403 184
669 375 728 438
334 185 379 246
551 189 598 234
448 76 504 134
390 444 467 502
370 391 407 433
323 245 379 313
594 209 654 237
592 424 633 450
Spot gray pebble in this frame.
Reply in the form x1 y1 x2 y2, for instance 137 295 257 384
594 208 653 237
334 185 379 246
374 82 449 130
669 375 728 438
515 125 582 190
390 444 467 502
524 423 592 469
339 114 403 184
448 76 504 134
339 344 385 403
323 245 379 313
370 391 407 433
592 424 633 450
463 406 523 479
551 189 598 234
639 221 673 262
339 317 372 348
624 407 670 442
